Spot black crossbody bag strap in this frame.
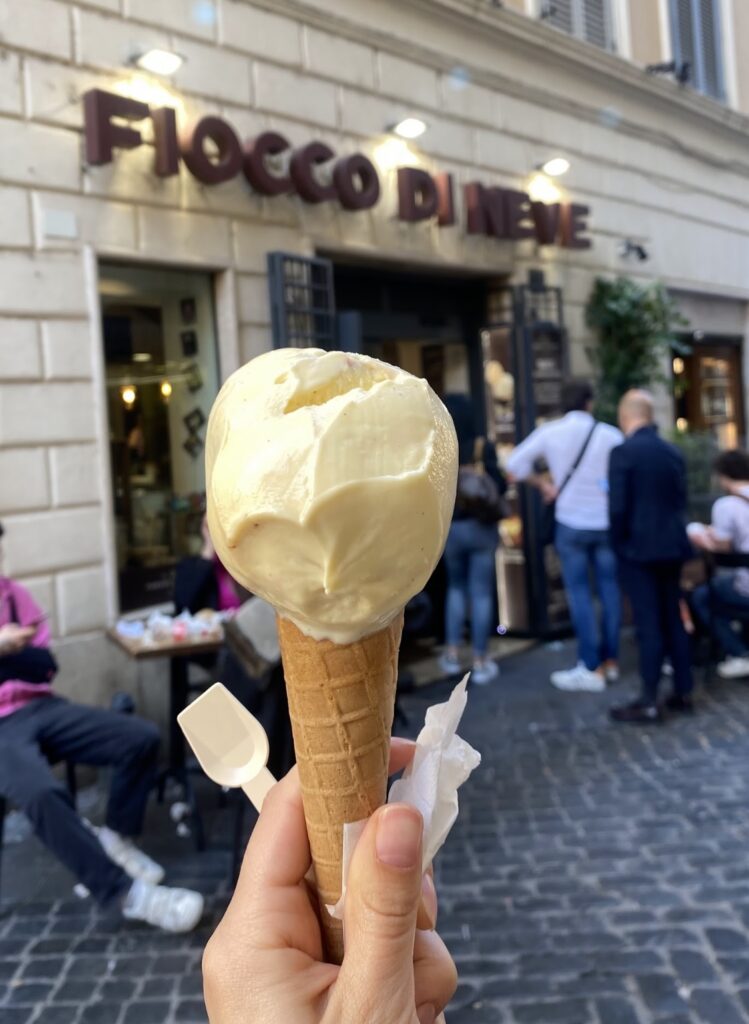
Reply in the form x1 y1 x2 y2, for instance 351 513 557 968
556 421 598 499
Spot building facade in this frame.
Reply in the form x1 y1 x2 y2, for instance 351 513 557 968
1 0 748 705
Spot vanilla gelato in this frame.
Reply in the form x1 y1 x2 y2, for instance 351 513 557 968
205 348 458 643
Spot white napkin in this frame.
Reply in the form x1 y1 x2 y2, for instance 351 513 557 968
328 676 481 920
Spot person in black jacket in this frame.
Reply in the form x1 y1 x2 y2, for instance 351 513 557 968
440 393 506 685
608 390 694 724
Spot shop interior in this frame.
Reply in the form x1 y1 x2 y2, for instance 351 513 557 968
99 263 220 612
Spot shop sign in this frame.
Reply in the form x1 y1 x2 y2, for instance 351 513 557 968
83 89 591 250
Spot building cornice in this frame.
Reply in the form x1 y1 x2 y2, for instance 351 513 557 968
259 0 749 156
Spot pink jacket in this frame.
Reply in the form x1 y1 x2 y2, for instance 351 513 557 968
0 577 53 718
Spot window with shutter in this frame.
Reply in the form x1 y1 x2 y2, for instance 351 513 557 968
669 0 725 100
582 0 610 49
545 0 574 35
541 0 613 52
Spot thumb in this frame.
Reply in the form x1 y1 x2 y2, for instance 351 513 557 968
338 804 423 1016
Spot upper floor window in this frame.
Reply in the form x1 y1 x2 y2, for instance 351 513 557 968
669 0 725 100
542 0 615 52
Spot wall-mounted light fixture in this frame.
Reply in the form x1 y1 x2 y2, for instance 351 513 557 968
131 48 185 77
132 352 152 363
676 417 688 432
618 239 649 262
672 357 685 375
160 380 173 400
121 385 137 408
646 60 691 85
537 157 570 177
389 117 427 140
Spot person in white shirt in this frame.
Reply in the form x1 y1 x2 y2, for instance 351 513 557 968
690 449 749 679
507 381 623 692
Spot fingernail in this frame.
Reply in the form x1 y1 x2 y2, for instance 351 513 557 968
375 805 422 868
417 1004 436 1024
421 872 437 929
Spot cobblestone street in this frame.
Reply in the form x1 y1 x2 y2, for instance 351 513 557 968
4 639 749 1023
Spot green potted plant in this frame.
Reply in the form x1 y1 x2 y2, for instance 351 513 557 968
585 276 689 425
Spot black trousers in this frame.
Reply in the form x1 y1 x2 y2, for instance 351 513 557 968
619 559 693 703
0 696 160 905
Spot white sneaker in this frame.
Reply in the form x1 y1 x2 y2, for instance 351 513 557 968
438 652 462 677
95 826 165 885
717 655 749 680
603 662 620 683
550 663 605 693
122 879 204 933
471 660 499 686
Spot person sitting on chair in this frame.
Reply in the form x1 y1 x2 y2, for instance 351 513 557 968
690 450 749 680
0 522 204 932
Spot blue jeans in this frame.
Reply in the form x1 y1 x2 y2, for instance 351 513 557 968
555 523 621 671
692 574 749 658
444 518 498 656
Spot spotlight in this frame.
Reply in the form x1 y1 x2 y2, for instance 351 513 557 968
131 48 184 76
389 117 427 140
646 60 691 85
618 239 649 262
538 157 570 177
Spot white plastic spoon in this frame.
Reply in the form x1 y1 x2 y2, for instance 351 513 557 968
177 682 276 812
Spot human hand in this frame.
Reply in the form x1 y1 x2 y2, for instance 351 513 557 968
203 739 457 1024
0 623 35 654
539 480 559 505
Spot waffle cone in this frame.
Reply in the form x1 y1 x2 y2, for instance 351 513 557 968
277 611 404 964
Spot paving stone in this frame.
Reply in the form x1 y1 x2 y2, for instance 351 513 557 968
513 998 591 1022
79 1003 123 1024
122 1001 172 1023
35 1006 82 1024
690 987 746 1024
174 999 209 1022
594 998 641 1024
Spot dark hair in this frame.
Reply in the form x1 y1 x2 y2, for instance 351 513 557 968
714 450 749 481
561 380 594 414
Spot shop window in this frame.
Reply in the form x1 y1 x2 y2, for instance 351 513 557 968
541 0 614 51
673 338 745 451
99 264 221 612
669 0 725 100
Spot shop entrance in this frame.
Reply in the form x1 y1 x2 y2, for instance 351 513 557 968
331 260 494 642
99 263 221 612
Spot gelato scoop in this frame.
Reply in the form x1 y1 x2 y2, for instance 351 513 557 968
205 347 458 643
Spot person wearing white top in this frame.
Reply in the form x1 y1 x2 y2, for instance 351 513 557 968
507 381 623 692
690 449 749 679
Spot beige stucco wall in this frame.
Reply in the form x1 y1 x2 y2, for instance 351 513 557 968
627 0 664 66
732 0 749 114
1 0 748 706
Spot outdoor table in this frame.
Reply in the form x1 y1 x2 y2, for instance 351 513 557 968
106 627 224 851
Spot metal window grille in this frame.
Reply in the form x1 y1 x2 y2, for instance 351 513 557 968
267 253 336 349
670 0 725 100
543 0 614 51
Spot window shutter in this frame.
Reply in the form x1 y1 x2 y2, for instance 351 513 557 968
698 0 723 98
582 0 610 49
267 253 336 349
546 0 574 35
672 0 697 72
